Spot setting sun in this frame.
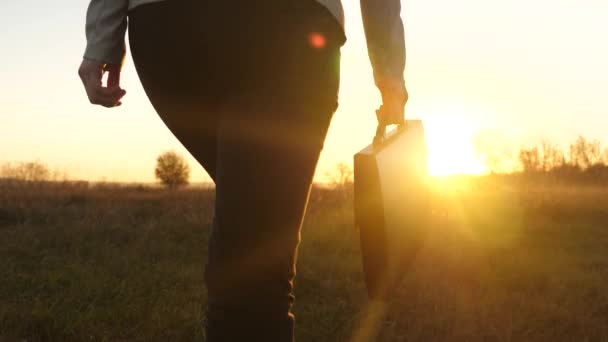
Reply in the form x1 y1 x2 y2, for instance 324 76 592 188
424 116 487 176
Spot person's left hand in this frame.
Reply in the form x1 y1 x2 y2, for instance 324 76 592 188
78 59 126 108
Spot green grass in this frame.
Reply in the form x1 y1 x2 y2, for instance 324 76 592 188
1 178 608 341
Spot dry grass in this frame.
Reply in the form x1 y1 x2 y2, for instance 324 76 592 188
1 177 608 341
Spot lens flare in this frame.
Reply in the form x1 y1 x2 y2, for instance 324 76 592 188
308 32 326 49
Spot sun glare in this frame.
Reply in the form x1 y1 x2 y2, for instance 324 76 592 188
424 117 487 176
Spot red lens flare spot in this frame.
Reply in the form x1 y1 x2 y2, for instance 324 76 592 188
308 32 326 49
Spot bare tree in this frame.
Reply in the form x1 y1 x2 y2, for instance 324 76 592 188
602 148 608 165
519 147 541 173
569 135 601 169
0 161 50 181
473 130 513 174
154 151 190 189
540 139 565 171
326 162 353 188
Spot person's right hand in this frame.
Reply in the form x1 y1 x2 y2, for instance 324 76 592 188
78 59 126 108
376 78 408 126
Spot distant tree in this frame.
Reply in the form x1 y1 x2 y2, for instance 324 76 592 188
602 148 608 165
335 162 353 187
540 139 565 171
325 162 353 188
0 161 50 181
154 151 190 188
519 147 541 173
569 135 601 169
473 130 513 174
1 163 15 179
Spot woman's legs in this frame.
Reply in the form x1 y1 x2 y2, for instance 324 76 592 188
129 1 344 340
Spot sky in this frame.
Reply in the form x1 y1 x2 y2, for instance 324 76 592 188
1 0 607 182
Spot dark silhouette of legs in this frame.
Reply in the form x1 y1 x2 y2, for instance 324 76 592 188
129 1 345 340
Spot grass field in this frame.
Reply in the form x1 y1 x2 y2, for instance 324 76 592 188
1 177 608 341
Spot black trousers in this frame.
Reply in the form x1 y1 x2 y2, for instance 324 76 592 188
128 1 344 340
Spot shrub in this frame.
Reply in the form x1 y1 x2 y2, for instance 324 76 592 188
154 151 190 189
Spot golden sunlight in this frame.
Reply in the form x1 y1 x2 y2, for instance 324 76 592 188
424 116 487 176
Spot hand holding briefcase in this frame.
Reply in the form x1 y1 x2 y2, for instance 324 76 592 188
354 119 430 301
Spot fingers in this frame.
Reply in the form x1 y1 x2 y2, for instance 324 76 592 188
377 93 406 125
105 64 121 88
377 105 405 126
377 78 408 125
78 59 126 108
84 80 126 107
89 88 126 107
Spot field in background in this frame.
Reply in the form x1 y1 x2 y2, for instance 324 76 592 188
1 177 608 341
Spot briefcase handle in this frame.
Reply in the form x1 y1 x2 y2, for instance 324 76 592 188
373 108 406 148
373 124 388 147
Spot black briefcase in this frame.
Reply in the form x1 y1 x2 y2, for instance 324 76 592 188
354 120 430 300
